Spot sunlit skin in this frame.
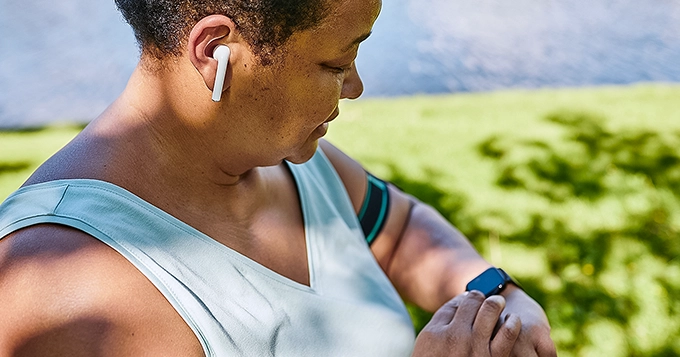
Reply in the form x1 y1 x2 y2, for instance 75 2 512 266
0 0 557 355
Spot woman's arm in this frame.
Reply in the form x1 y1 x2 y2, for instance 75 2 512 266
319 139 557 357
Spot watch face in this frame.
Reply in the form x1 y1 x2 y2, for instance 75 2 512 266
465 268 506 297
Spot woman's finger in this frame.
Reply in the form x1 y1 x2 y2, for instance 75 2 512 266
450 290 486 327
471 295 506 349
428 293 467 326
490 314 522 357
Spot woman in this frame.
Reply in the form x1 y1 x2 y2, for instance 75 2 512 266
0 0 556 355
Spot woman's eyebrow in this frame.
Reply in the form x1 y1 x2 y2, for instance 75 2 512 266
342 31 373 52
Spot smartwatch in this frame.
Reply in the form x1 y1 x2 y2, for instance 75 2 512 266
465 267 518 298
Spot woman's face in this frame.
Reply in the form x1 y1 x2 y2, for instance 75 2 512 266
226 0 382 166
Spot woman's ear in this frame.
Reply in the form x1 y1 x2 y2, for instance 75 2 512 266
188 15 238 98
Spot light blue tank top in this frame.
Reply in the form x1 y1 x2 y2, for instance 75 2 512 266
0 149 416 356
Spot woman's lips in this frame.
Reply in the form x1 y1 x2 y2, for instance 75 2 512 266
325 108 340 123
315 108 339 137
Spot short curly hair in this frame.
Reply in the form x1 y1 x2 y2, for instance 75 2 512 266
115 0 330 62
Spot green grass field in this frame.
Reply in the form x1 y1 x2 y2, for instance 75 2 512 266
2 83 679 356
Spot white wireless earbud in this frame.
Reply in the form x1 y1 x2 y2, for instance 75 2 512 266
211 45 231 102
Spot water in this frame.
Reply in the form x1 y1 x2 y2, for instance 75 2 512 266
359 0 680 94
1 0 679 128
0 0 137 128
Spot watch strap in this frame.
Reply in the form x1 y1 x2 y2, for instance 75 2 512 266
497 268 523 291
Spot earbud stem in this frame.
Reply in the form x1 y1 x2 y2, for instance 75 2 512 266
212 45 231 102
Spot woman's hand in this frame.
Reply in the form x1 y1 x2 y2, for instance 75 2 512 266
411 291 521 357
500 286 557 357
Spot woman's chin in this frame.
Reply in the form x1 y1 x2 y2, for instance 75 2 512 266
285 140 320 164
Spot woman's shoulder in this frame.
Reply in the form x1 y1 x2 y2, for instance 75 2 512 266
0 224 203 356
318 139 368 214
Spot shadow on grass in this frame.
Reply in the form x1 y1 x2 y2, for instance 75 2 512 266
0 161 31 174
0 127 47 134
0 122 88 134
479 111 680 202
476 110 680 355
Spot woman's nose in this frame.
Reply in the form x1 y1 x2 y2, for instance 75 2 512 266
340 62 364 100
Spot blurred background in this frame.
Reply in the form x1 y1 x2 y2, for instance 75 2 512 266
1 0 680 127
1 1 680 356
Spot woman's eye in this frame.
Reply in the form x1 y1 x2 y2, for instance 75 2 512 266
326 64 352 74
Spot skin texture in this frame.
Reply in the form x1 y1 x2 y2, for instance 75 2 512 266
0 0 557 356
